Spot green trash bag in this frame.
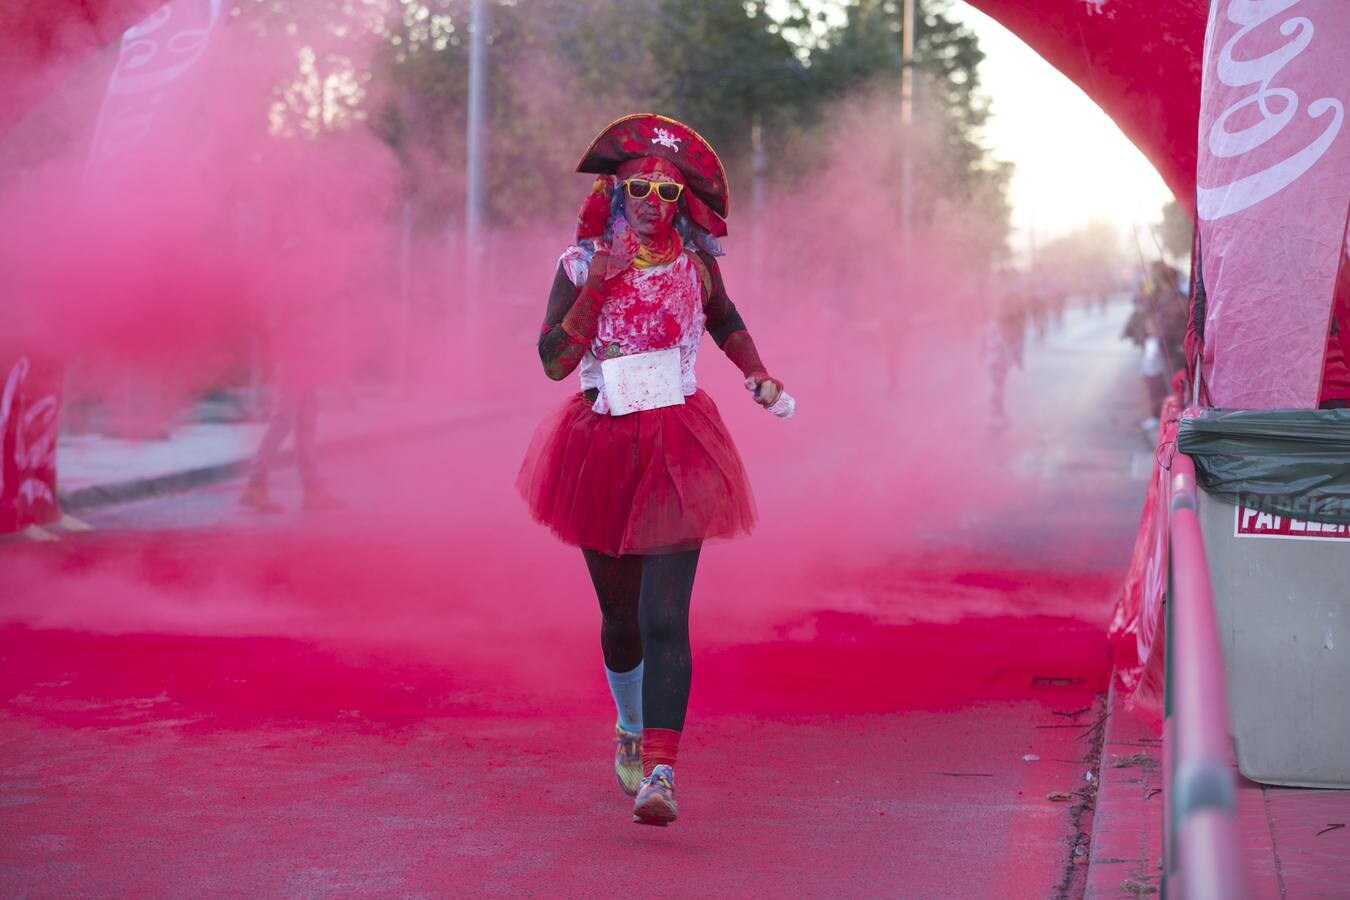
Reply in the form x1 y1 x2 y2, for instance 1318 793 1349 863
1177 408 1350 526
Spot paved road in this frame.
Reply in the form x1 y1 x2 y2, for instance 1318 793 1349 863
2 301 1152 897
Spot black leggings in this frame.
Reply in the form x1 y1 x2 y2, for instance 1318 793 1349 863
583 546 700 732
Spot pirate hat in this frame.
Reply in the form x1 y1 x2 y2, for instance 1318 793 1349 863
576 114 729 237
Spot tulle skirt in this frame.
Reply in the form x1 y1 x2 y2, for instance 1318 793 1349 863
517 389 756 556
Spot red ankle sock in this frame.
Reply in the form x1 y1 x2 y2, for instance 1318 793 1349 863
642 728 681 776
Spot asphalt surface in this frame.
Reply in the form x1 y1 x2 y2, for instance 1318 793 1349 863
1 301 1152 897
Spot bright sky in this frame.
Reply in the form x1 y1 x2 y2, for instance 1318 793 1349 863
949 2 1174 254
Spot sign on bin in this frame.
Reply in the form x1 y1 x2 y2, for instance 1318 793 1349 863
1236 506 1350 541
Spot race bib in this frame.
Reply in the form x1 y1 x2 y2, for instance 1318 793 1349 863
600 347 684 416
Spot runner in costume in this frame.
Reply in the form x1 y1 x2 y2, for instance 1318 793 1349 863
517 114 789 826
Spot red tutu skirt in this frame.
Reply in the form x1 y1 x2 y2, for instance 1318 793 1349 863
517 389 756 556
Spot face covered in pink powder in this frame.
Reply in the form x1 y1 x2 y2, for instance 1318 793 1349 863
616 157 683 242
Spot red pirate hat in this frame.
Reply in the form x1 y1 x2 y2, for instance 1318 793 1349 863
577 114 729 237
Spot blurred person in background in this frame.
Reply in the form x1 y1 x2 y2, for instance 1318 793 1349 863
239 373 341 512
987 279 1028 429
1125 260 1189 430
239 254 344 514
1146 260 1189 375
517 115 788 827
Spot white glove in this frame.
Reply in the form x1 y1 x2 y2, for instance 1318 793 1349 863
744 378 796 419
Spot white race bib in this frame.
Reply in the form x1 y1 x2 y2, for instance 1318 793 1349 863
600 347 684 416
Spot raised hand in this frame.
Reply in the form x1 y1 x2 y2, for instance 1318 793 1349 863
576 175 616 241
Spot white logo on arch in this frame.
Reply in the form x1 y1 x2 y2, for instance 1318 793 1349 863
1198 0 1345 220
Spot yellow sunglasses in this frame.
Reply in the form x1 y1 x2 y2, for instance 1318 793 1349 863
623 178 685 203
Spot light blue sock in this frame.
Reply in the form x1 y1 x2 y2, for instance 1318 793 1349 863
605 661 643 734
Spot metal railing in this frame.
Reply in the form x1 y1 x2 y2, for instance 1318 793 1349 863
1164 452 1249 899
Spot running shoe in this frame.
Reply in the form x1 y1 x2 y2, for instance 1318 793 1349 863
615 724 642 796
632 764 677 825
301 485 346 512
240 481 283 514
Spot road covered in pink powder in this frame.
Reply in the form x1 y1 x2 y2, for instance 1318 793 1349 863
1 305 1148 896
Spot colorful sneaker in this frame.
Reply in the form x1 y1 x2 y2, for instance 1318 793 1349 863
632 764 677 825
615 724 642 796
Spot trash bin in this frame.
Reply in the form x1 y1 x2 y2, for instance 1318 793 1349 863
1181 409 1350 788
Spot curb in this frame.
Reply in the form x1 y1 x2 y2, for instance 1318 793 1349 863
58 409 508 513
1085 676 1164 898
61 459 246 512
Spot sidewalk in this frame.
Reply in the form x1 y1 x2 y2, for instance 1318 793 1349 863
1087 677 1350 898
56 386 492 512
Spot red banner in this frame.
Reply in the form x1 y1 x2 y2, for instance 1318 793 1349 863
1 352 62 534
1109 397 1180 730
86 0 225 176
1198 0 1350 408
0 0 163 142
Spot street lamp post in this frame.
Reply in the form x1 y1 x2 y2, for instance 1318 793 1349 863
462 0 488 378
465 0 487 249
750 115 766 275
893 0 916 388
900 0 915 239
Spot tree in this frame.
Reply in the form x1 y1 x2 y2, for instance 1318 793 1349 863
253 0 1011 263
369 0 814 229
802 0 1011 264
